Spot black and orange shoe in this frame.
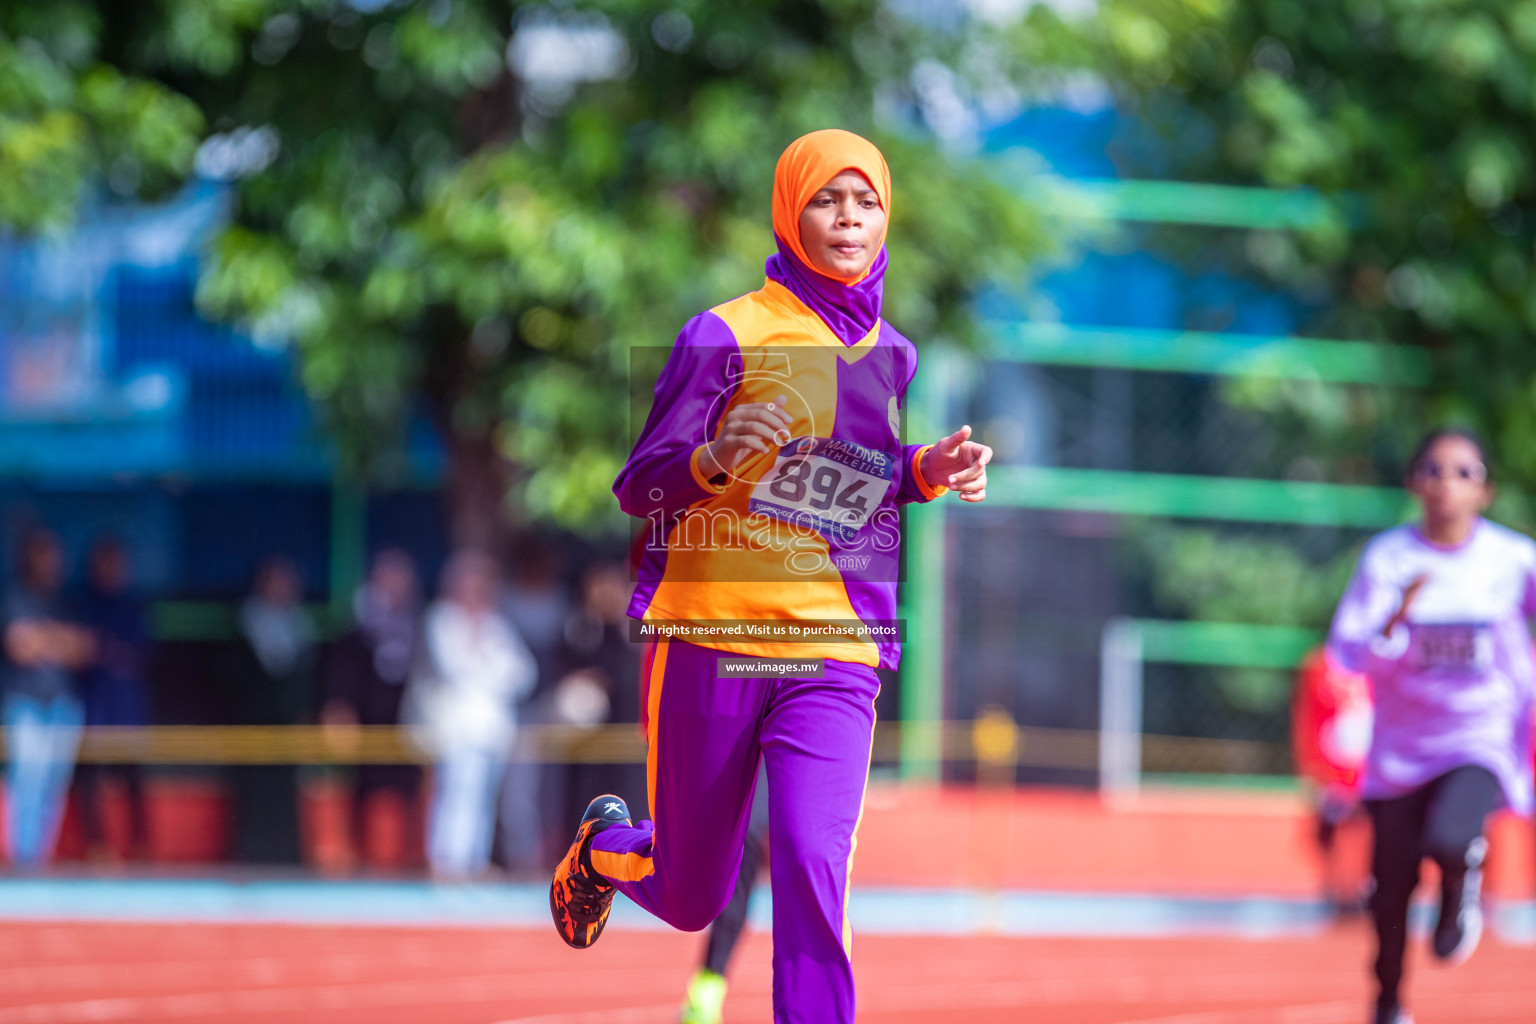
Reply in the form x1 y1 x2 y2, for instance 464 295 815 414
550 794 632 949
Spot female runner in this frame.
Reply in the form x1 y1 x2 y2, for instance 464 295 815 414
549 128 991 1024
1329 428 1536 1024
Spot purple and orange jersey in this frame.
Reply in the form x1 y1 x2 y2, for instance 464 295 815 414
615 243 947 670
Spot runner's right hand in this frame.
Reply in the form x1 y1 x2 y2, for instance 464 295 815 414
1383 574 1429 638
700 394 794 479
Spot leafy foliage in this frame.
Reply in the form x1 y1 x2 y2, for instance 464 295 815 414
1025 0 1536 513
1124 519 1361 713
1006 1 1536 716
0 4 203 228
1 1 1050 540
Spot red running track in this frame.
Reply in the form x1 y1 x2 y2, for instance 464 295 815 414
0 920 1533 1023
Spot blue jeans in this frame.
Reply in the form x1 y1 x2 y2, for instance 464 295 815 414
428 750 505 877
4 692 84 866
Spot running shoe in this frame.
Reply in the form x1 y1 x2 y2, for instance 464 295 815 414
550 794 632 949
679 968 728 1024
1432 835 1486 965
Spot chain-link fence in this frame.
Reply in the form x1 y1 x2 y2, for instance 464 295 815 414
903 342 1410 788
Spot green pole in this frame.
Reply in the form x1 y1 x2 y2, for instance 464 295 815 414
329 476 367 631
900 500 945 780
899 346 954 781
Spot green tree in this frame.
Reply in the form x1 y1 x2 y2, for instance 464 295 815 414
2 1 1048 548
0 4 203 227
994 1 1535 728
1124 520 1362 713
1016 0 1536 515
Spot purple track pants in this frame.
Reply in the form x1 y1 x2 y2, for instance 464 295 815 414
588 638 879 1023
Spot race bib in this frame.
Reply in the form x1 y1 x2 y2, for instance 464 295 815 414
1408 623 1493 674
748 436 895 543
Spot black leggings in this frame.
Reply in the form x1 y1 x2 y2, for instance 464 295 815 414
1365 765 1503 1012
703 815 767 976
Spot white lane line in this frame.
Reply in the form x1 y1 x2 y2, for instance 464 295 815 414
1110 1003 1358 1024
0 949 606 996
0 966 685 1024
485 1005 680 1024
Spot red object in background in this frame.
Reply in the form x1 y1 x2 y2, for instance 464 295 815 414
1292 645 1373 793
56 777 229 863
52 776 425 871
27 777 1536 898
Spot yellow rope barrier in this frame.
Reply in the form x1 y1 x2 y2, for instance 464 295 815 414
35 721 1285 774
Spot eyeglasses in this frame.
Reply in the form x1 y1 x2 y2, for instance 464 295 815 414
1414 460 1488 483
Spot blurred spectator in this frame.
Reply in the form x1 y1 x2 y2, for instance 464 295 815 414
502 536 573 684
406 549 535 881
497 536 571 873
224 557 317 864
74 537 153 861
2 528 94 868
322 549 423 868
562 561 642 724
554 560 645 832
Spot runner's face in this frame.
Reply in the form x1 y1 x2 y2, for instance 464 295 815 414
797 170 885 280
1410 436 1491 526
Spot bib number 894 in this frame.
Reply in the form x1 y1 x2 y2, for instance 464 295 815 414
768 458 870 519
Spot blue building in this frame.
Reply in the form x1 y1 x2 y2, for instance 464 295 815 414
0 184 448 614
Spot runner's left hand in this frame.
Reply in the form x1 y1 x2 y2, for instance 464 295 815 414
921 425 991 503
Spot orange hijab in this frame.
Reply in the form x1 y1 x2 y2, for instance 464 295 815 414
771 129 892 286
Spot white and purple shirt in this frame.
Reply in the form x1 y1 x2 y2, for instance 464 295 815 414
1328 518 1536 813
